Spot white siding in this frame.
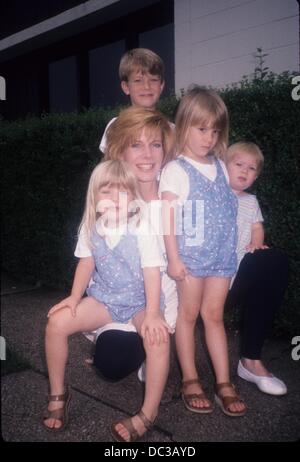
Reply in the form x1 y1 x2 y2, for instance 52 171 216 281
175 0 299 90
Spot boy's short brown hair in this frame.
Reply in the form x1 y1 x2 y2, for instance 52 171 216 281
226 141 264 175
119 48 164 82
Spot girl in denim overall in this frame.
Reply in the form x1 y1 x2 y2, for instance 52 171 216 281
44 159 173 440
160 86 247 417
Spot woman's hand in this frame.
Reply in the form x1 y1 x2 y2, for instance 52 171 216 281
141 312 172 345
167 258 189 281
47 294 80 318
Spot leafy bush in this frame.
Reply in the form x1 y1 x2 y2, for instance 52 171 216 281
1 72 299 333
1 107 119 287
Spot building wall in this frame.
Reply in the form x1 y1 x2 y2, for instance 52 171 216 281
1 0 299 119
0 0 174 119
175 0 299 91
0 0 87 39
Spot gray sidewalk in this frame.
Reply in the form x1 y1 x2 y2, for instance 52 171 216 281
1 273 300 442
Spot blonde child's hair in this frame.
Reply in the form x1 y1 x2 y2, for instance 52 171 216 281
104 106 175 166
119 48 164 82
175 85 229 157
79 159 140 245
226 141 264 175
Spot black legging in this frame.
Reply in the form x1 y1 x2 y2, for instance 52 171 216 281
93 248 288 380
93 329 145 381
225 248 289 359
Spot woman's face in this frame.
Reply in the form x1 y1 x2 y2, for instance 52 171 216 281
121 128 164 184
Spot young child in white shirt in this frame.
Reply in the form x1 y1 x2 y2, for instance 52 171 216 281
225 141 288 396
44 159 173 441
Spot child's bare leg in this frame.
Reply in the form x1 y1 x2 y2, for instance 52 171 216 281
200 278 230 382
176 276 203 379
175 276 210 409
200 277 245 413
44 296 112 429
112 310 170 441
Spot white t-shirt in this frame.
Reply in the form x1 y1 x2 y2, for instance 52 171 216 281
228 192 263 288
236 192 264 267
99 117 117 153
158 155 229 204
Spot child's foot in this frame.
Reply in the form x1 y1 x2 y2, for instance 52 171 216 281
181 378 213 413
43 386 71 430
215 382 246 417
44 401 64 429
111 409 155 442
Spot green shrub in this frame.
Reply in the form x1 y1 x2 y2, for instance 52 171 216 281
1 72 299 334
1 107 119 287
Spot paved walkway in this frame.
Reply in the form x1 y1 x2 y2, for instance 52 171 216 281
1 273 300 443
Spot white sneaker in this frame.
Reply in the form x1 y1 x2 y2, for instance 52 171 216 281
137 362 145 382
237 360 287 395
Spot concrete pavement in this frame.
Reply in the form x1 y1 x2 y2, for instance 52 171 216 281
1 273 300 443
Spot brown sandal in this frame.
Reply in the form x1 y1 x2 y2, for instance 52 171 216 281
181 378 213 414
43 385 71 431
110 409 154 442
215 382 247 417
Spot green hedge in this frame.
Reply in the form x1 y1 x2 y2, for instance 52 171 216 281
1 106 119 287
221 73 300 335
1 72 299 334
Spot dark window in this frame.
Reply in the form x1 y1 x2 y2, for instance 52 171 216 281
48 56 78 112
1 0 174 118
139 22 175 95
89 40 126 108
0 68 39 119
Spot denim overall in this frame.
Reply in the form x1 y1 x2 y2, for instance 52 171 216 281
176 156 238 277
87 229 164 322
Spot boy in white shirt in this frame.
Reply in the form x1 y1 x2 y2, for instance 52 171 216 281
99 48 166 153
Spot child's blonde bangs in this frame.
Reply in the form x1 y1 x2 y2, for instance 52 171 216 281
93 160 139 198
226 142 264 174
79 160 140 247
191 105 227 131
187 88 228 131
175 86 229 157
